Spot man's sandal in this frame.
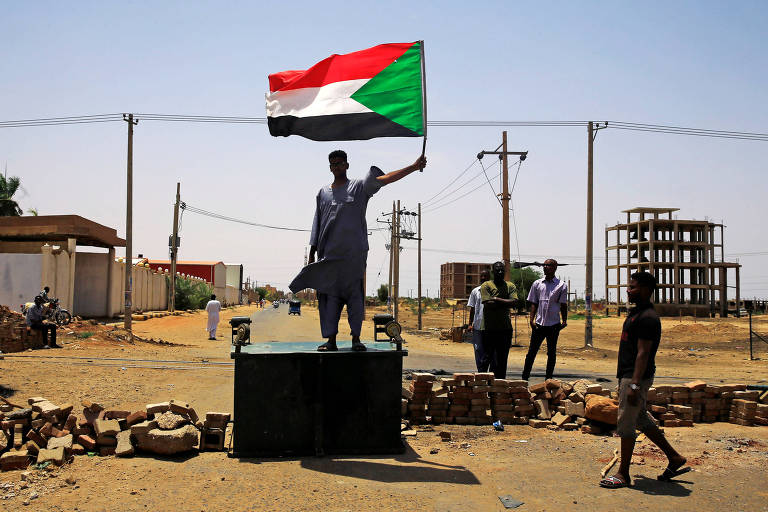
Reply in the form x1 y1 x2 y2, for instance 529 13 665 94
658 465 691 481
317 342 338 352
599 475 630 489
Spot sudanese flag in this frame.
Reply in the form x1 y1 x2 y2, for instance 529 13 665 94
266 42 425 141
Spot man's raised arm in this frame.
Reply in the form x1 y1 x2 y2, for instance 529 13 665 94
377 156 427 186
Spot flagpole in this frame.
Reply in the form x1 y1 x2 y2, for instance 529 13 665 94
419 39 427 170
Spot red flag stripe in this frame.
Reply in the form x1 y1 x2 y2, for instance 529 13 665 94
268 42 416 93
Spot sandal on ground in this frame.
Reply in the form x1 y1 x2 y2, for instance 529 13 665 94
317 342 338 352
351 342 367 352
658 465 692 481
599 475 630 489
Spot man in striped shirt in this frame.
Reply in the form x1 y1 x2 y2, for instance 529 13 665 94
522 259 568 381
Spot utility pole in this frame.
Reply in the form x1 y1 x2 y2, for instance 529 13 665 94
478 132 527 279
123 114 138 332
388 201 395 314
585 121 607 348
169 182 180 312
394 200 401 322
417 202 422 330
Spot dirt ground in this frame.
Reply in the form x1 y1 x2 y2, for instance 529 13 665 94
1 304 767 511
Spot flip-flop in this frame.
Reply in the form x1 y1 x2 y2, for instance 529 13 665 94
599 475 629 489
658 465 692 481
317 342 338 352
351 342 367 352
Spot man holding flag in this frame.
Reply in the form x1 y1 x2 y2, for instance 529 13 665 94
271 41 428 351
290 150 425 351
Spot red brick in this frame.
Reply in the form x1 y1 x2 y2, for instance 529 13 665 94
77 435 97 450
125 411 147 426
40 422 53 437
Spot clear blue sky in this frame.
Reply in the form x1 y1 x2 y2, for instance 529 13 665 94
2 1 767 299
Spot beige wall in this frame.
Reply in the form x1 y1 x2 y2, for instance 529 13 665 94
2 242 215 318
0 253 42 308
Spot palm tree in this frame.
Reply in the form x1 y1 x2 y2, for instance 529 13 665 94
0 173 23 216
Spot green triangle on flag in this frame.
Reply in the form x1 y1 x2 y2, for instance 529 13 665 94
350 42 424 135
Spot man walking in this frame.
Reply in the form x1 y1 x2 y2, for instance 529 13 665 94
290 150 426 352
467 268 491 372
205 294 222 340
522 259 568 381
599 271 688 488
480 261 518 379
26 295 58 348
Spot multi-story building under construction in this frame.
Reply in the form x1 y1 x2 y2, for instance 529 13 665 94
440 262 492 300
605 207 740 316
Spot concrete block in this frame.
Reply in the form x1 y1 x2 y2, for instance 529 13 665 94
94 419 120 438
36 446 65 466
0 449 29 470
115 430 134 458
130 420 158 436
134 425 199 455
551 412 572 427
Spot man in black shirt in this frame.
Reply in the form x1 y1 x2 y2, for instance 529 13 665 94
600 271 689 488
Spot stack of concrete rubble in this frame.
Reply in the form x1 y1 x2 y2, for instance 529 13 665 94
0 397 231 471
402 373 768 433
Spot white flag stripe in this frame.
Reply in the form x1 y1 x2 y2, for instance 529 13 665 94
265 79 373 118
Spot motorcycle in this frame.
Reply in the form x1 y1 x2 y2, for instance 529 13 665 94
20 298 72 326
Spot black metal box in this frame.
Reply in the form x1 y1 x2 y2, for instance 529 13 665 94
231 342 406 457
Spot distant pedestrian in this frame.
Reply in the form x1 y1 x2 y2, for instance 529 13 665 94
26 295 58 348
599 271 689 489
205 294 222 340
480 261 518 379
522 259 568 381
467 268 491 372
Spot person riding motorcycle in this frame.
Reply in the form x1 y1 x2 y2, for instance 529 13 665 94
40 286 51 304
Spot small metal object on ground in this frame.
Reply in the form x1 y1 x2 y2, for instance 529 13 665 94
498 496 524 509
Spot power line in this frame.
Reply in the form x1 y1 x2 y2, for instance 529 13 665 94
421 158 478 205
181 203 310 232
4 114 768 141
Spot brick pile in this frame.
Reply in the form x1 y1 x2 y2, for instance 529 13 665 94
402 373 768 434
0 305 45 353
0 396 231 471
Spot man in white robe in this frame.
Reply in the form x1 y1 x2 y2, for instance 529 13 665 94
205 294 222 340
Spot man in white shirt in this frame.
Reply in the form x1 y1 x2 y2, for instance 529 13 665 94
205 294 222 340
522 259 568 381
467 269 491 372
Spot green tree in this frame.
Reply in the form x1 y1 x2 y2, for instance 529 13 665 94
254 287 270 301
0 174 22 216
377 284 388 303
508 265 543 304
170 277 213 310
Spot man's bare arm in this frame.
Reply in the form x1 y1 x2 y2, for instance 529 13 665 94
377 156 427 185
529 303 538 328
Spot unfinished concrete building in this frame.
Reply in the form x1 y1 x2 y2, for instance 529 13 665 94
440 262 492 299
605 207 741 317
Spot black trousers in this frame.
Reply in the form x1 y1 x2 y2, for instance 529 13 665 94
481 329 512 379
31 324 57 346
522 324 560 380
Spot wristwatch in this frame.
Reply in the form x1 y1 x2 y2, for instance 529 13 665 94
629 383 640 391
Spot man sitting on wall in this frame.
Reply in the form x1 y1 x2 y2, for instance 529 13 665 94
26 295 59 348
